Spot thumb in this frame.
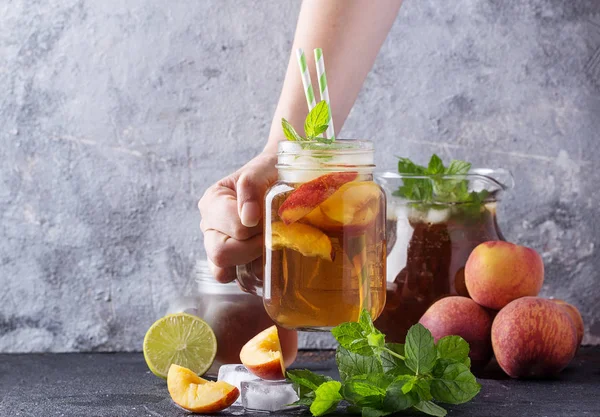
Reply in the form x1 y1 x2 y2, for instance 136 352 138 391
236 170 271 228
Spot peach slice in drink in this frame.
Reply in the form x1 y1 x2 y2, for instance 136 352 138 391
269 221 334 261
320 181 381 229
302 206 344 232
278 172 358 224
167 364 239 413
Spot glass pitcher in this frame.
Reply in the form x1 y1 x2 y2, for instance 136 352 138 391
374 169 513 342
237 140 387 331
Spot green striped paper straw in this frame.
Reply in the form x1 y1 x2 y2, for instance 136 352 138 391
296 48 316 111
314 48 335 140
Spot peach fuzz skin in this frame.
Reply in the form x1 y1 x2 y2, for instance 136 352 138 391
491 297 578 378
167 364 239 413
240 325 286 380
419 296 493 369
465 241 544 310
551 299 584 347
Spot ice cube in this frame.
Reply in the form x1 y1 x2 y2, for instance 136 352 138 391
426 208 450 224
218 364 259 406
241 379 300 413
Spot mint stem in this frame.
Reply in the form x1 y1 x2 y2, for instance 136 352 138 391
382 346 406 361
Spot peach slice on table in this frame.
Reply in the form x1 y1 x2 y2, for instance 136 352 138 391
278 171 358 224
240 325 286 380
320 181 381 228
167 364 239 413
269 221 334 261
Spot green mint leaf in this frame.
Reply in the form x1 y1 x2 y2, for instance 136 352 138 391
361 408 391 417
436 336 470 365
312 124 328 136
359 309 378 334
336 346 383 382
430 361 481 405
382 377 419 412
427 154 445 175
305 101 330 139
413 401 447 417
346 405 363 415
342 374 394 409
397 157 427 175
445 160 471 175
405 324 437 375
287 369 332 400
342 383 385 409
281 118 304 142
331 322 374 356
401 376 417 394
395 157 432 202
367 333 385 349
310 381 342 416
381 343 413 377
413 377 433 401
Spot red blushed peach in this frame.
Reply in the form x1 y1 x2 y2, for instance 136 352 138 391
240 326 286 380
465 241 544 310
551 299 584 347
419 296 493 368
492 297 578 378
278 172 358 224
167 364 239 413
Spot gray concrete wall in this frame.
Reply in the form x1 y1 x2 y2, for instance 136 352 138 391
1 0 599 352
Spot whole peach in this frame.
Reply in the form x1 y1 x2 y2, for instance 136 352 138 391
551 299 584 347
419 296 493 368
492 297 578 378
465 241 544 310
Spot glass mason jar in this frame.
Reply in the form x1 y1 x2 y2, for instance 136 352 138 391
374 169 513 342
237 140 387 331
168 261 298 376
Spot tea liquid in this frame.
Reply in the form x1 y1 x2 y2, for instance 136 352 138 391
264 178 387 330
375 204 502 341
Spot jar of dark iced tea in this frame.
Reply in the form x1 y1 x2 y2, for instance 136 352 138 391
237 140 386 331
374 169 513 342
168 261 298 376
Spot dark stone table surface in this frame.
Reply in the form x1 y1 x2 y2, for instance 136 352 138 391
1 348 599 417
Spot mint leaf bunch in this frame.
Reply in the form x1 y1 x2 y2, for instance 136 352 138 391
394 154 489 214
282 100 334 145
287 310 481 417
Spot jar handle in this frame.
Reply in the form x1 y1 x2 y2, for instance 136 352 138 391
236 263 263 297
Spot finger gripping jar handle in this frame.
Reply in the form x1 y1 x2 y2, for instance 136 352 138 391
236 263 263 297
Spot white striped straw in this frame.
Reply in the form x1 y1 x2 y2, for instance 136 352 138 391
296 48 316 111
314 48 335 140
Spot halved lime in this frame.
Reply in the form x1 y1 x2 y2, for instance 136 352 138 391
143 313 217 379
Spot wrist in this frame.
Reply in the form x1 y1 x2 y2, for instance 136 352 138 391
263 138 284 155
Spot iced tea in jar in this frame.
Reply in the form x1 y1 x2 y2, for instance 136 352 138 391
238 140 386 331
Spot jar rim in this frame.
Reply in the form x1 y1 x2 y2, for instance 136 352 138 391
278 139 373 155
277 139 375 171
375 168 514 191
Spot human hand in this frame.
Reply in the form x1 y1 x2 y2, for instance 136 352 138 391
198 152 277 283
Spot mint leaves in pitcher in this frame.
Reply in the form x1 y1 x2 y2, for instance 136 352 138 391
287 310 481 417
394 154 489 212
